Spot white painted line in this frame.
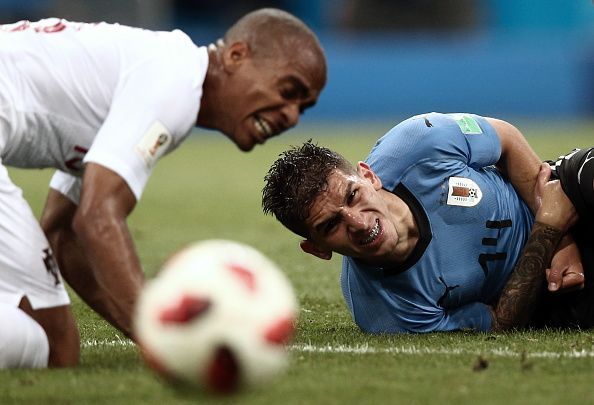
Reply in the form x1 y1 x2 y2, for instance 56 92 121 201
81 339 594 359
82 338 135 348
290 343 594 359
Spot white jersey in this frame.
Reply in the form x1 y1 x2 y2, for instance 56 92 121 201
0 18 207 201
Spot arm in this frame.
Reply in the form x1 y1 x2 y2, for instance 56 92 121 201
62 163 143 338
490 164 578 331
487 118 584 293
41 188 137 336
486 118 542 213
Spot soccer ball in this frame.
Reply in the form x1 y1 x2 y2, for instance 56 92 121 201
134 240 298 393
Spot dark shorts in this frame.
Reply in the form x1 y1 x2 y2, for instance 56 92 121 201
548 147 594 225
531 147 594 328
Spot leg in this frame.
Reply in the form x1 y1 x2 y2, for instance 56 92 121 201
536 148 594 328
0 164 79 367
0 302 49 368
549 147 594 225
18 296 78 367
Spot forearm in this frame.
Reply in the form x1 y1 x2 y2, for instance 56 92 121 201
49 226 134 334
491 222 563 331
41 187 141 337
74 216 144 338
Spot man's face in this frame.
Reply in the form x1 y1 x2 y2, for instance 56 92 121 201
302 163 411 265
220 44 325 151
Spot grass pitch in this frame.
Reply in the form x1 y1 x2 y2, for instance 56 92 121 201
2 120 594 404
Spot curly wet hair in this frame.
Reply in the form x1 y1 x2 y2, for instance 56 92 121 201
262 140 354 238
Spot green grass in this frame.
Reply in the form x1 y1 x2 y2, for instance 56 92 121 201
2 120 594 404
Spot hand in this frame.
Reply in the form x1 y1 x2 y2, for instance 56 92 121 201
534 163 578 232
546 235 585 292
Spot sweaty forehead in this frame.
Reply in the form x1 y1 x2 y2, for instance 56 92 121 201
306 171 354 226
278 43 326 90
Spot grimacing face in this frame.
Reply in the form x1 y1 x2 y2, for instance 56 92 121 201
222 46 324 151
302 163 414 266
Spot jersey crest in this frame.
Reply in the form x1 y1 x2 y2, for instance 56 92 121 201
446 176 482 207
136 121 172 168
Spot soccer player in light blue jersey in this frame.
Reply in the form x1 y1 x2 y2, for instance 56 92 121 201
263 113 592 333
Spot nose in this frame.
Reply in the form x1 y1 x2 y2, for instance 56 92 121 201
342 209 368 232
281 103 300 128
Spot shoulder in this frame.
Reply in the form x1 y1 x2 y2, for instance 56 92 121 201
382 112 489 141
369 112 473 157
366 113 464 187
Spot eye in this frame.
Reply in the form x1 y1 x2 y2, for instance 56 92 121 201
347 189 357 204
281 86 299 100
324 217 340 235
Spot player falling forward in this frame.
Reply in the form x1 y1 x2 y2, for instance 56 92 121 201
0 8 326 367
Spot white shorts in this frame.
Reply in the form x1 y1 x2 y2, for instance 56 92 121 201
0 163 70 310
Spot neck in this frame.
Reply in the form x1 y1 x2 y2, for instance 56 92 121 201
197 43 223 129
382 189 420 263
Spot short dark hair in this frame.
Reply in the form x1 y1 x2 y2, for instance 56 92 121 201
224 8 323 59
262 140 354 238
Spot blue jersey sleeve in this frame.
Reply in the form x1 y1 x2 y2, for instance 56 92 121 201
366 112 501 191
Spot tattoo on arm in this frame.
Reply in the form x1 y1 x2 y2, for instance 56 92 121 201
491 222 563 331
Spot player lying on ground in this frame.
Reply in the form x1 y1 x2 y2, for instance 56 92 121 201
0 8 326 368
262 112 594 333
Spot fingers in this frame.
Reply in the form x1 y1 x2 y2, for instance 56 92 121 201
534 163 552 211
547 266 565 292
561 272 585 291
547 268 585 292
539 162 552 183
534 177 578 231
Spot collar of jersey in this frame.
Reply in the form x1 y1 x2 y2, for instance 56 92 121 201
381 183 432 276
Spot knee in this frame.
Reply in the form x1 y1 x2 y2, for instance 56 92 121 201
19 298 80 368
0 304 50 368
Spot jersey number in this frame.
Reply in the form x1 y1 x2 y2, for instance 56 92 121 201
478 219 511 276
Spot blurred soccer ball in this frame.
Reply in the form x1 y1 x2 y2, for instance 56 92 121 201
134 240 298 393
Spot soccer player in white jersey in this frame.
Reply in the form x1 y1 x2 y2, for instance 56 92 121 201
0 8 326 367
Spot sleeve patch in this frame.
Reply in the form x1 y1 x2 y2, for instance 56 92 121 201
135 121 172 169
450 114 483 135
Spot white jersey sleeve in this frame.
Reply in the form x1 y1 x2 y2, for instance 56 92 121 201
49 171 82 204
83 30 207 200
0 20 208 201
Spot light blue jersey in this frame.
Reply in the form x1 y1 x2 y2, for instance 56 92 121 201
341 113 534 333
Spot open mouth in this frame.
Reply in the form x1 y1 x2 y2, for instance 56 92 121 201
254 115 273 140
360 219 381 245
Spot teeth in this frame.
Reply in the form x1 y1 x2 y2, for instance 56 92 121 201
255 116 273 137
361 220 380 245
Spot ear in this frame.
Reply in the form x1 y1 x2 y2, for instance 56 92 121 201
356 161 383 190
221 41 250 74
300 240 332 260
